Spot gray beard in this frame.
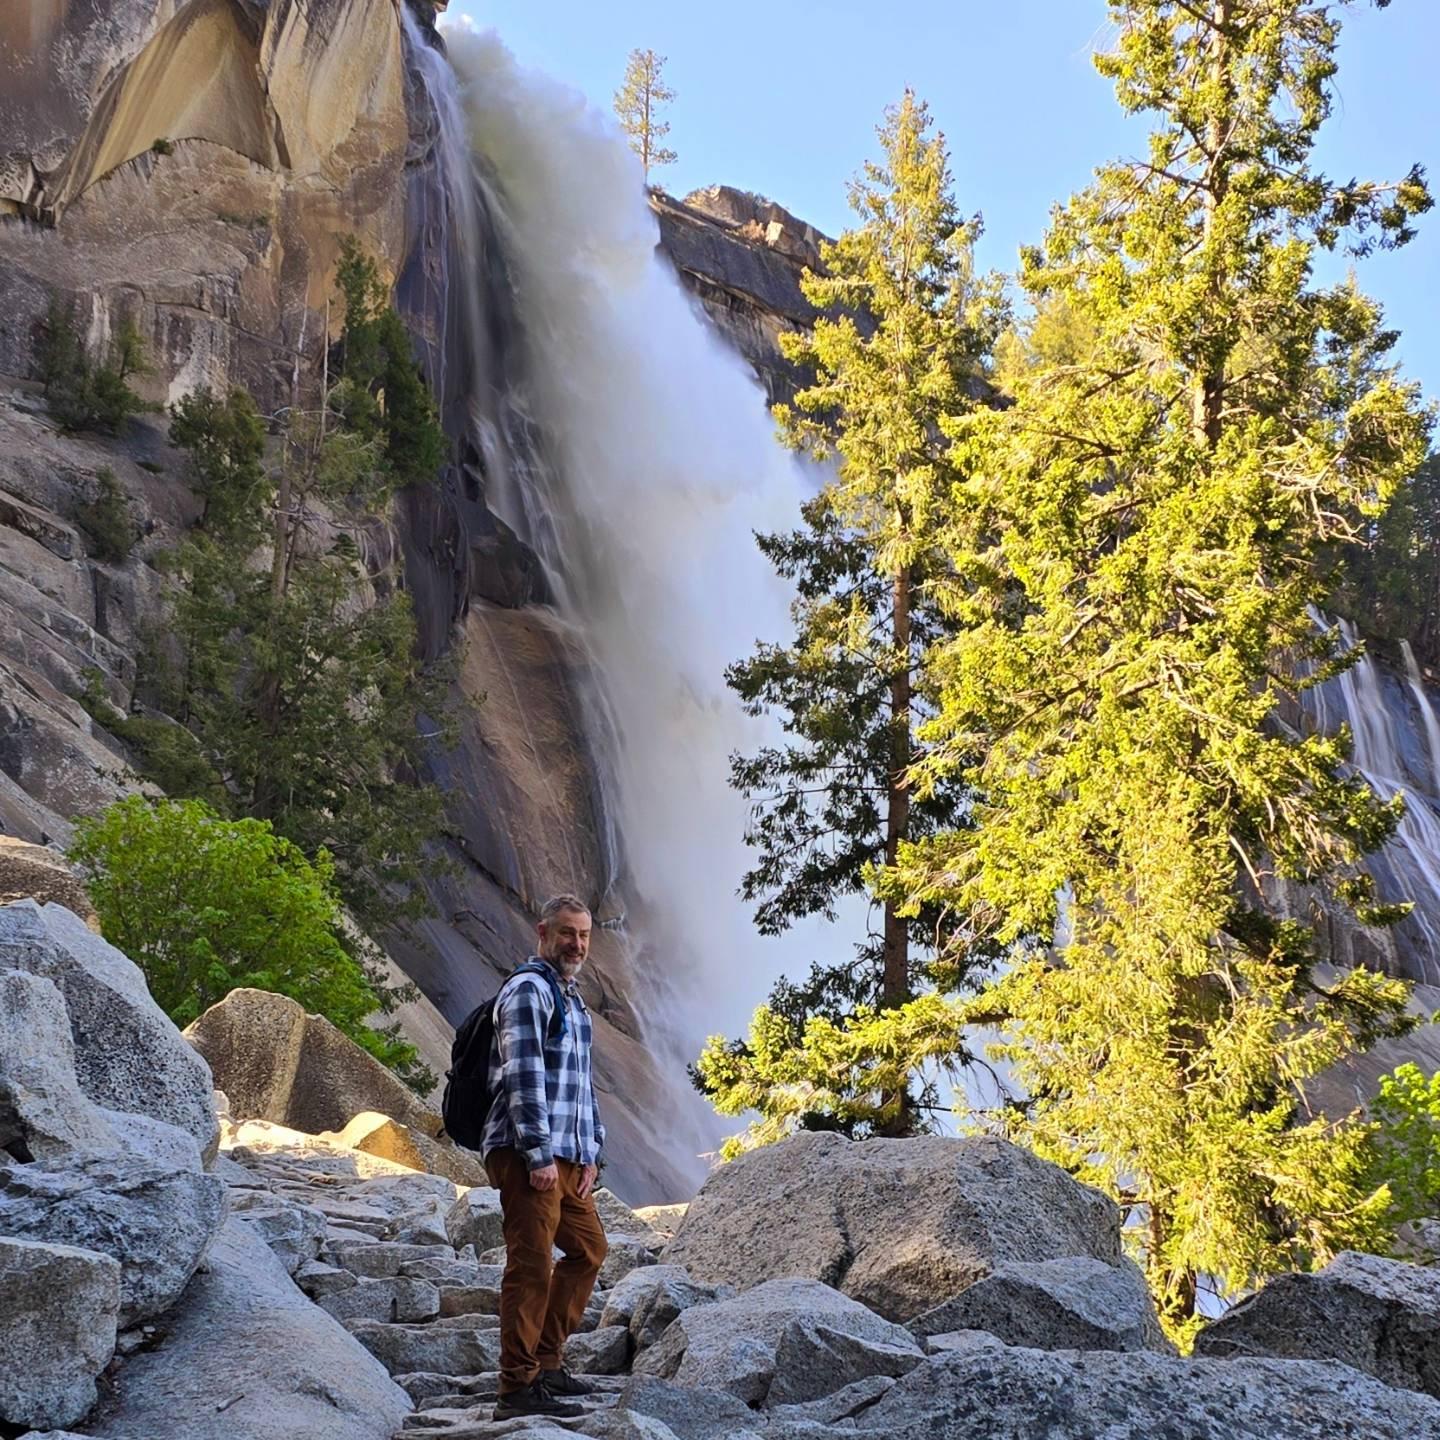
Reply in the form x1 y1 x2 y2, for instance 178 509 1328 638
555 957 583 982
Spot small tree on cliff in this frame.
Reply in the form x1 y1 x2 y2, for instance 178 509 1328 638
887 0 1431 1340
146 243 454 941
693 91 1006 1145
613 48 677 181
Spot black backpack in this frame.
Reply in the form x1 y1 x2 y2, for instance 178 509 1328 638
441 961 567 1151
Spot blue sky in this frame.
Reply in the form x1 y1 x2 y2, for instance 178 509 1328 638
445 1 1439 400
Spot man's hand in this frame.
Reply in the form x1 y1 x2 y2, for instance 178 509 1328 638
578 1163 598 1199
529 1163 558 1192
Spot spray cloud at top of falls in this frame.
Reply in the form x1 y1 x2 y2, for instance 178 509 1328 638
416 24 839 1059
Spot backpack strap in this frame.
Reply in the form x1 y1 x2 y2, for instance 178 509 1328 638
500 960 569 1040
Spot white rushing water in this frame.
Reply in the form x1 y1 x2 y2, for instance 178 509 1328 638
413 22 840 1065
1308 617 1440 984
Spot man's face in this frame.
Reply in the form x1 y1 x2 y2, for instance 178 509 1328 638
538 907 592 979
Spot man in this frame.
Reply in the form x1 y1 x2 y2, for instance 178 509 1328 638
482 894 608 1421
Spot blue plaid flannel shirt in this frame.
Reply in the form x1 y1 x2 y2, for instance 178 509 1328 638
481 957 605 1170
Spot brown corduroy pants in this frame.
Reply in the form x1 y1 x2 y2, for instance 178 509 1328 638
484 1147 608 1394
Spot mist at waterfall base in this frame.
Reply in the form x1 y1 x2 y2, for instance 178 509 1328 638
432 30 856 1084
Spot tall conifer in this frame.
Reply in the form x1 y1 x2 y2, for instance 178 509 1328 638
696 93 1006 1143
891 0 1432 1336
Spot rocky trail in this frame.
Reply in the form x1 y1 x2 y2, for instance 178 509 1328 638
214 1128 645 1439
6 890 1440 1440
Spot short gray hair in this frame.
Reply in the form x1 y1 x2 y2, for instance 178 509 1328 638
540 894 591 923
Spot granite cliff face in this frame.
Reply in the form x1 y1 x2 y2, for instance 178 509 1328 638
653 184 826 406
0 0 820 1203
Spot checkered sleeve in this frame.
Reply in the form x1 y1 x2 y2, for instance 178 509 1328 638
495 976 554 1170
591 1088 605 1160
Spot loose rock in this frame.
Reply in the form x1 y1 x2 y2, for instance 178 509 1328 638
446 1185 506 1253
633 1275 923 1405
0 1153 226 1324
601 1233 659 1287
907 1255 1170 1353
600 1265 727 1351
1194 1249 1440 1398
564 1323 632 1375
346 1319 503 1377
227 1189 327 1275
0 1236 120 1431
314 1275 441 1324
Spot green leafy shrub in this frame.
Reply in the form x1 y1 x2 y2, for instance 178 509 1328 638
69 795 432 1090
1367 1062 1440 1226
74 467 137 563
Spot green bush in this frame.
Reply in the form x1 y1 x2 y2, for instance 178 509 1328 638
69 795 432 1090
1367 1062 1440 1227
74 467 136 563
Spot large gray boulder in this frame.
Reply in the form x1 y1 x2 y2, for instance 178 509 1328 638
908 1256 1170 1353
1194 1250 1440 1398
0 901 218 1161
663 1132 1120 1321
184 987 441 1138
81 1220 411 1440
801 1344 1440 1440
633 1276 924 1405
0 1153 226 1324
0 1236 120 1431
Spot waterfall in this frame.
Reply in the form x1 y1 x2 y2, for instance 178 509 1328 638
402 17 833 1098
1307 617 1440 985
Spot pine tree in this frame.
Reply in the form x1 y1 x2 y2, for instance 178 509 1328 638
694 92 1006 1145
151 244 453 940
888 0 1432 1339
613 48 677 180
36 296 148 434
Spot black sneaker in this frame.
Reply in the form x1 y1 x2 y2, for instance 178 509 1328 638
493 1381 584 1419
541 1366 599 1397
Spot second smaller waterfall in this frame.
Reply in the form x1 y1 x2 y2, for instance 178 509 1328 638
1309 618 1440 984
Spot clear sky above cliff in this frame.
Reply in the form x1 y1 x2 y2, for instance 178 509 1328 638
446 1 1438 400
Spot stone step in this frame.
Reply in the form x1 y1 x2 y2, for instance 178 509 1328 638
393 1389 619 1437
393 1371 501 1406
327 1241 456 1277
314 1274 441 1324
346 1319 502 1377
